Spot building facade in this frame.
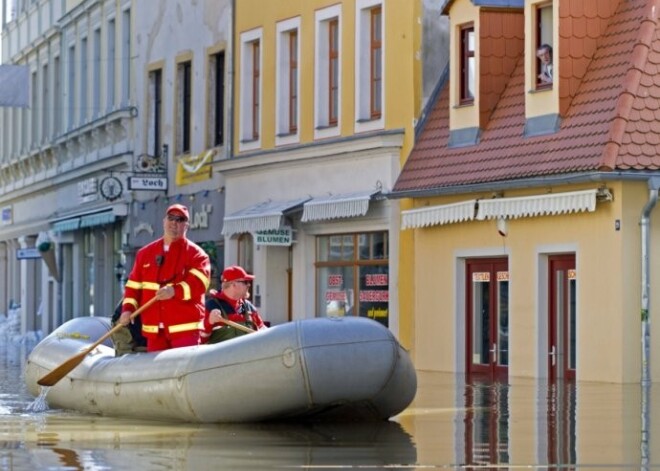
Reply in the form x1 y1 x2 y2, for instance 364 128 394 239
0 0 233 334
393 0 660 383
219 0 447 332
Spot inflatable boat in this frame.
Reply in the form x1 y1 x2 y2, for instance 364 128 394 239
24 316 417 423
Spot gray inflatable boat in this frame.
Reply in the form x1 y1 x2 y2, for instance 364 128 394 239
24 316 416 423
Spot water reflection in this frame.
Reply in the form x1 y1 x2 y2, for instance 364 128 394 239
3 332 660 468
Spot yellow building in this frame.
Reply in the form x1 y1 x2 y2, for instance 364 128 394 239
216 0 447 335
392 0 660 383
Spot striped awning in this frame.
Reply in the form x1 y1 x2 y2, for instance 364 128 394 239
51 218 81 232
222 197 310 236
80 210 116 228
401 200 477 229
477 189 598 220
301 190 380 222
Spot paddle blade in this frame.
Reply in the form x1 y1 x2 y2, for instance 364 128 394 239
37 350 88 387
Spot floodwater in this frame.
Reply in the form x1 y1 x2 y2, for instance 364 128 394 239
2 333 660 470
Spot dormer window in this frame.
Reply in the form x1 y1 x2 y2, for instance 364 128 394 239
460 24 475 104
535 3 553 89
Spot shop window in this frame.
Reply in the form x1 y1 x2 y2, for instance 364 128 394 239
459 24 475 104
535 3 553 88
315 231 389 326
237 233 254 275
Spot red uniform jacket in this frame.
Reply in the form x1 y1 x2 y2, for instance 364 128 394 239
122 237 210 340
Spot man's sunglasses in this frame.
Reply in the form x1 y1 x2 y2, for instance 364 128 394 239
166 214 187 223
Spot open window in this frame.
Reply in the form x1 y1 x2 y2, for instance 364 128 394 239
355 0 384 133
535 3 553 89
239 28 263 151
459 24 475 105
314 4 342 140
276 17 301 146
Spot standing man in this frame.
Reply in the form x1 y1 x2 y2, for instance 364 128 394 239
119 204 210 352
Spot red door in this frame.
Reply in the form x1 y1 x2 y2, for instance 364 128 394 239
466 258 509 380
548 255 577 381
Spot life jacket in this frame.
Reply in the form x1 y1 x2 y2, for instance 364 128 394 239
205 295 258 344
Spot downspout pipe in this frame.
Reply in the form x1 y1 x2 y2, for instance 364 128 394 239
641 176 660 386
641 176 660 471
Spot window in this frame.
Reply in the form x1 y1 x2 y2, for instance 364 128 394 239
92 28 101 118
53 56 61 135
209 51 225 147
314 5 341 139
106 18 116 112
67 44 76 130
42 63 49 141
238 28 262 151
237 234 254 275
30 70 37 146
147 68 162 159
251 41 260 140
176 60 192 154
315 232 389 326
121 8 131 105
276 17 300 145
355 0 384 133
460 24 475 104
535 3 553 88
80 36 88 125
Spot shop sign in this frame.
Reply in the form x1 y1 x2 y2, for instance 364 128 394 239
17 247 41 259
1 206 11 225
78 178 99 203
254 227 292 246
128 176 168 191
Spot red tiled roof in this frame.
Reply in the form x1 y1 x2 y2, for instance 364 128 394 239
394 0 660 195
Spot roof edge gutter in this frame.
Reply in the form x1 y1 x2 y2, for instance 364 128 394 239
387 171 660 200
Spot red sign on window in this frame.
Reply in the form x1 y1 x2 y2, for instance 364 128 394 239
328 275 343 287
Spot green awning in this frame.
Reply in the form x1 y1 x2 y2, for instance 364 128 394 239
51 218 80 232
79 211 116 228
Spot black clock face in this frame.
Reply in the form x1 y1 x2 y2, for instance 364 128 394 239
100 176 123 201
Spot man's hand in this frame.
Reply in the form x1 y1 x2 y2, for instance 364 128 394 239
156 286 175 300
118 311 132 326
209 308 223 324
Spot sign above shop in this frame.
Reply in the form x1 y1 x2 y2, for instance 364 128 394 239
128 176 168 191
17 247 41 259
254 227 293 246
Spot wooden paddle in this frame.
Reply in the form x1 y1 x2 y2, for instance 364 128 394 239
37 297 158 387
216 316 256 334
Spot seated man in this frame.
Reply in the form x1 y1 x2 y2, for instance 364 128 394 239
111 299 147 356
201 266 268 344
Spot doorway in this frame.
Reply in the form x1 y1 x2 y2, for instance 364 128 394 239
548 254 577 381
466 258 509 380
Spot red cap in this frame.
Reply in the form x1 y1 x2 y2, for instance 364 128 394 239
222 265 255 282
166 204 189 221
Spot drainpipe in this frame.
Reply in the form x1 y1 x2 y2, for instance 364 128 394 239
640 177 660 469
641 177 660 386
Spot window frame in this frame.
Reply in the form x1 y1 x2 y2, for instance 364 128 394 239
275 17 301 146
459 23 475 105
535 2 554 90
355 0 384 133
314 4 342 140
238 27 263 152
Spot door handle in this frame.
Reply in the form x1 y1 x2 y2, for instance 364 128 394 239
549 345 556 366
490 343 497 364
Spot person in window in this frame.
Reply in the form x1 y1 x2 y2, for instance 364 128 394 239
201 265 268 344
536 43 553 84
118 204 211 352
